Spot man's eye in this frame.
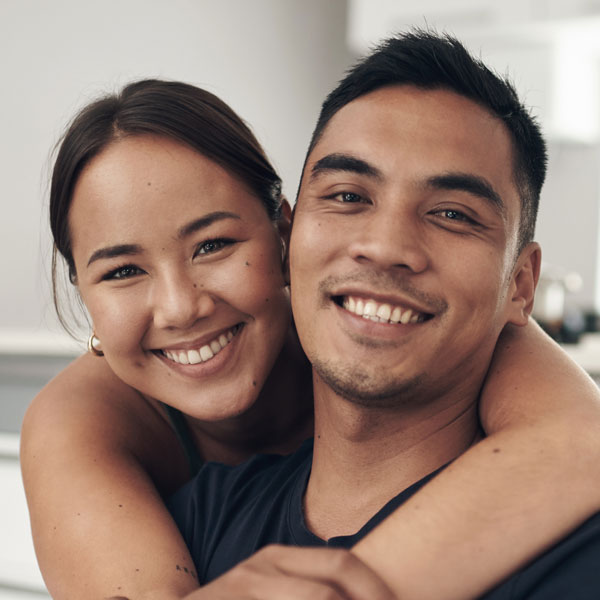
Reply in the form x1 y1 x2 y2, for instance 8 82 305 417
194 238 233 256
102 265 143 281
337 192 364 203
326 191 366 203
437 209 475 224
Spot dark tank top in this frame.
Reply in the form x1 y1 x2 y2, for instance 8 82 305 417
161 403 203 477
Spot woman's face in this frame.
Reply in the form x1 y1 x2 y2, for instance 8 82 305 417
69 135 291 421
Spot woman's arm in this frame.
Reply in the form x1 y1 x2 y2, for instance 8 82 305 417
20 354 198 600
352 319 600 599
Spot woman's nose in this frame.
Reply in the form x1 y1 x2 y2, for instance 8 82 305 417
152 270 216 330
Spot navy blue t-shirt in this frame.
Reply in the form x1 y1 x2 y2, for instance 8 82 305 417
168 438 600 597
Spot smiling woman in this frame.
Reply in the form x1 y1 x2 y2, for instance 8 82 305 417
19 76 600 600
69 135 291 422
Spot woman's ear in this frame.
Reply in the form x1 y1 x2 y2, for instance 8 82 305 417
277 197 292 284
506 242 542 326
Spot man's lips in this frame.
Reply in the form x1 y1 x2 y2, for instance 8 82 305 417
336 295 432 324
336 295 433 324
155 324 242 365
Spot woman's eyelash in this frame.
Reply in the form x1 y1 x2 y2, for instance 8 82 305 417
194 238 236 256
101 264 144 281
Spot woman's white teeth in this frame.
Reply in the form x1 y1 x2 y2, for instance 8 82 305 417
163 326 237 365
342 296 423 324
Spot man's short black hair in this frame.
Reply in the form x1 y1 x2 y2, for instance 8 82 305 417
304 29 547 252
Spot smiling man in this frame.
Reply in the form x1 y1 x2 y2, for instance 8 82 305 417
170 31 600 599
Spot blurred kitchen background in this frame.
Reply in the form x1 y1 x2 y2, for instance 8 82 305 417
1 0 600 597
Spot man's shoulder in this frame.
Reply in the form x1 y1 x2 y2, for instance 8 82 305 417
485 511 600 599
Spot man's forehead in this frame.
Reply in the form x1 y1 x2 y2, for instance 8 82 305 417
303 86 509 176
296 84 520 236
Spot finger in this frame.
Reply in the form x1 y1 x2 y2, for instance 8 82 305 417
256 545 396 600
203 559 350 600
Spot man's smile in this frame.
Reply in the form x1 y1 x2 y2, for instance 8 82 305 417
338 295 431 324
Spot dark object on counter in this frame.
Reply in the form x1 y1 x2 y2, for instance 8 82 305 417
535 308 586 344
583 310 600 333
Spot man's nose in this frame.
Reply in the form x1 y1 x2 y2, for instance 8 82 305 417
346 204 429 273
152 269 216 330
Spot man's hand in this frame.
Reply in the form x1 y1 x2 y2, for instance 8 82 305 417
183 544 397 599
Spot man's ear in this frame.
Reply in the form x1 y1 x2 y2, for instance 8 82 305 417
277 197 292 284
506 242 541 326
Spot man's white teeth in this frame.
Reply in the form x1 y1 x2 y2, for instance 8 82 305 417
162 326 238 365
342 296 423 324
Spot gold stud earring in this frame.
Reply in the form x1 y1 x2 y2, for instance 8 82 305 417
87 332 104 357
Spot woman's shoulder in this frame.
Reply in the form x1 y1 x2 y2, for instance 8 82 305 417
21 352 191 494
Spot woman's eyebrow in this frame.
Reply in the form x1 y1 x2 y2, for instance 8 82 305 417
309 153 383 182
177 211 241 239
86 212 242 267
87 244 142 267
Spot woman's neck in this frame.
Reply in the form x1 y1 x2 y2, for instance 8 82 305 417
188 329 313 465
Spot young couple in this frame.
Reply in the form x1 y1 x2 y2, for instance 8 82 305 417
22 30 600 599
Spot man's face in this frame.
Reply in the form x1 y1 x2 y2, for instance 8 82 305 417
290 85 536 408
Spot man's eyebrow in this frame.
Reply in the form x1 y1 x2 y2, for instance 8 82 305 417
427 173 505 214
177 211 241 239
310 153 383 182
87 244 142 267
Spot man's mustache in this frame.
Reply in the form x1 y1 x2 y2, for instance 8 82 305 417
316 270 449 315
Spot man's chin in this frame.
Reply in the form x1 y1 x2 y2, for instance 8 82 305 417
312 359 424 409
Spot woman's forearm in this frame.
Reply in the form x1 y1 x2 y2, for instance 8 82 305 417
352 320 600 599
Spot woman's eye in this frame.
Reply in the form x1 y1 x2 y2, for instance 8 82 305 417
102 265 143 281
194 238 233 256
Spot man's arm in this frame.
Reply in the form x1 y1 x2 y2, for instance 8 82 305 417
352 319 600 599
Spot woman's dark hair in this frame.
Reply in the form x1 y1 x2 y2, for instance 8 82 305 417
50 78 283 332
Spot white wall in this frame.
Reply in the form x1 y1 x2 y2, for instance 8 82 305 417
0 0 351 348
4 0 599 350
347 0 600 312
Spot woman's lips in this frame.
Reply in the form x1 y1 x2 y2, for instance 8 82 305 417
159 324 242 365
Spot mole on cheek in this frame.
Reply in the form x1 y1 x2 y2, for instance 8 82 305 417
245 261 250 267
193 283 197 288
134 361 143 368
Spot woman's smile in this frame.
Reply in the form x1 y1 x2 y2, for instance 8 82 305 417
69 134 291 420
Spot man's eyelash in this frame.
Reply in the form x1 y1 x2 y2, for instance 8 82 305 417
436 209 478 225
325 191 367 203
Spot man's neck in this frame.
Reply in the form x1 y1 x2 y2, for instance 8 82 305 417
303 372 482 540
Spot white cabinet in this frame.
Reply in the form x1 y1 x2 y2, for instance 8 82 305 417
0 435 49 598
